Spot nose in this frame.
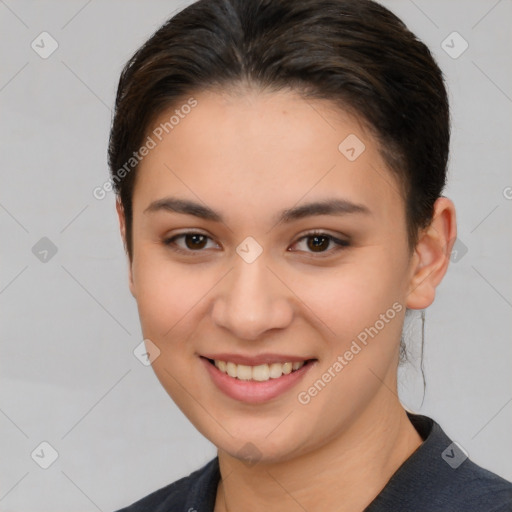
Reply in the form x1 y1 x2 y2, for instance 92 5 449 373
211 254 294 340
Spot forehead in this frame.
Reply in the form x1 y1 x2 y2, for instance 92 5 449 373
134 89 404 225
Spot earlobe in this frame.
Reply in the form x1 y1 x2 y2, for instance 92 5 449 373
406 197 457 310
115 199 136 297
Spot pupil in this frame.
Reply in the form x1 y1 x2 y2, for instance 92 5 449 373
308 235 328 252
183 235 330 252
186 234 207 250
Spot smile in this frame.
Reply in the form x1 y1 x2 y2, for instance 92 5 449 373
211 359 306 381
200 356 317 403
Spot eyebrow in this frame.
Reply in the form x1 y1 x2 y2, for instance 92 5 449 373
143 196 371 224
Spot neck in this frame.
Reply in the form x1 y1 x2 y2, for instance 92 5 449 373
214 396 423 512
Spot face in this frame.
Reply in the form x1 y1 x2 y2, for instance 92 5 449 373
122 88 419 463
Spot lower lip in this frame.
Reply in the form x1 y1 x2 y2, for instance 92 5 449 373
200 357 316 404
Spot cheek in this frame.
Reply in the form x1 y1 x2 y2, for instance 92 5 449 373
133 255 209 338
132 240 408 343
291 258 407 424
291 250 407 339
132 257 210 399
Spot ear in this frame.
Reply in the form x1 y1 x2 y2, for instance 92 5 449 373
406 197 457 309
116 199 136 297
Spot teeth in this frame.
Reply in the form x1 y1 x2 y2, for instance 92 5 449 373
237 364 252 381
282 362 292 375
226 361 237 378
269 363 283 379
213 359 306 381
252 364 270 381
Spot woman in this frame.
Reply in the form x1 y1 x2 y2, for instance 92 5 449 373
109 0 512 510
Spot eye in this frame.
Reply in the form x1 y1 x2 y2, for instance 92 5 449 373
290 231 349 256
163 230 349 257
163 232 219 255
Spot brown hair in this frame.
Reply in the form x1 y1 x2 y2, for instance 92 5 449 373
108 0 450 261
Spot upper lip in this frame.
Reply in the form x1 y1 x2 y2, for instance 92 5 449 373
200 353 315 366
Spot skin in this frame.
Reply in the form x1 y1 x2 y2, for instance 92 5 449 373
116 88 457 512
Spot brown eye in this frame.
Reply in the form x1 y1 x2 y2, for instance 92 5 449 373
307 234 331 252
291 231 349 256
183 233 208 250
163 232 218 254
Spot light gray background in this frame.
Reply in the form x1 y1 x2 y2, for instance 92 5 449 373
1 1 511 510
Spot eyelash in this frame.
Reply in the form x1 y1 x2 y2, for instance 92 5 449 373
162 230 349 258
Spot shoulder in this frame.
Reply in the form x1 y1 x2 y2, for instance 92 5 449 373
419 416 512 510
113 457 220 512
366 413 512 511
444 456 512 510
